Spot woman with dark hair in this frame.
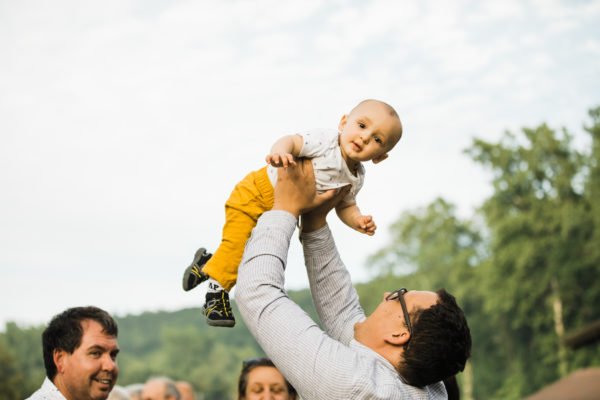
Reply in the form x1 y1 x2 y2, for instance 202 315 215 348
238 358 298 400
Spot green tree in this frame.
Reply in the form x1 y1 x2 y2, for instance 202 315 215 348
466 113 600 398
2 322 45 396
584 107 600 291
0 339 26 400
368 198 483 288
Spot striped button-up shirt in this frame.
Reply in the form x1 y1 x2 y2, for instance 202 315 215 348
237 211 447 399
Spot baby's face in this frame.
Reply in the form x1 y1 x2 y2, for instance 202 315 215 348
338 100 402 164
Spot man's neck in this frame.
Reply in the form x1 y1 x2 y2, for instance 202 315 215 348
354 323 403 372
52 376 72 400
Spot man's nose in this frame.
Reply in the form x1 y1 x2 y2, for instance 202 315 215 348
102 355 118 371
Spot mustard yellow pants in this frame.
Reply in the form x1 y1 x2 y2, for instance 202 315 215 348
202 166 274 291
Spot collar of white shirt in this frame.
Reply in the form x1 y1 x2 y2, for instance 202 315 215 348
26 377 66 400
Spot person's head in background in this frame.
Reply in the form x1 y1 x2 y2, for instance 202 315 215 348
175 381 197 400
238 358 297 400
126 383 144 400
141 376 180 400
107 385 130 400
42 306 120 400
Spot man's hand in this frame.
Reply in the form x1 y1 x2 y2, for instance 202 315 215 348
272 159 337 218
301 186 350 233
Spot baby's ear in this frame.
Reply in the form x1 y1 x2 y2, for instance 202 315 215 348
372 153 388 164
338 114 348 132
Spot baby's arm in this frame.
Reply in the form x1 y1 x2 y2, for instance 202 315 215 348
335 202 377 236
265 134 304 168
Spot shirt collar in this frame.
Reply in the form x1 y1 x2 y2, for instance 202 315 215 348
349 338 398 373
40 377 66 399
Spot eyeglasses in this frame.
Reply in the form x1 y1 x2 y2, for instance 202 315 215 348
385 288 413 346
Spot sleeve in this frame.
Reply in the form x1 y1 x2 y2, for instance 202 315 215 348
235 211 363 400
300 224 365 344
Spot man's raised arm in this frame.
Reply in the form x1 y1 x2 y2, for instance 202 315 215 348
300 188 365 344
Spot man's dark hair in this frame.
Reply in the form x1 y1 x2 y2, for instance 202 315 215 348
399 289 471 388
42 306 118 379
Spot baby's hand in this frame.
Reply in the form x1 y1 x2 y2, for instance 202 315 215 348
355 214 376 236
266 152 297 168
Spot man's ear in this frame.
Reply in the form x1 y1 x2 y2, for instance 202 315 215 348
372 153 388 164
338 114 348 132
53 349 67 374
384 330 410 346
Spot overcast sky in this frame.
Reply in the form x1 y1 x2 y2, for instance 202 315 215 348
1 0 599 328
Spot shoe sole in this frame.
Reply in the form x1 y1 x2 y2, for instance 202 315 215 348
206 318 236 328
182 247 210 291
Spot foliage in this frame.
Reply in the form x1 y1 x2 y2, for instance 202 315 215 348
1 322 45 398
0 339 26 400
465 111 600 397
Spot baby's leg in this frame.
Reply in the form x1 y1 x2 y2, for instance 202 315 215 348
202 204 257 291
203 166 274 291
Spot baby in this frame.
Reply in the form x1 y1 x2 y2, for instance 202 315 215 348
182 99 403 327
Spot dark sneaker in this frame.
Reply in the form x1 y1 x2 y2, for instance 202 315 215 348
182 248 212 291
204 290 236 327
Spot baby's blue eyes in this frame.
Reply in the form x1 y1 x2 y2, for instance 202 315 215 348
374 136 382 144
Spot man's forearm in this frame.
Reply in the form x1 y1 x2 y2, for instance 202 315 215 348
301 224 364 344
236 211 297 329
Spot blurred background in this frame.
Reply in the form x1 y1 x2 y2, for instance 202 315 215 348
1 0 599 399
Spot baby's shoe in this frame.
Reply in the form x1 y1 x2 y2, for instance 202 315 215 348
204 290 235 327
182 247 212 291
